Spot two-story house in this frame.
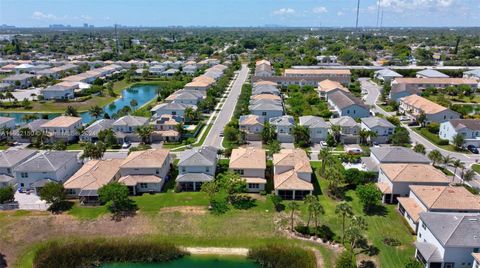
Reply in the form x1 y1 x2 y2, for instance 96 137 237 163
329 116 360 144
269 115 295 143
239 114 264 141
327 90 370 119
40 116 83 143
399 95 460 124
176 146 217 191
150 102 197 120
229 147 266 193
273 149 313 200
299 116 331 143
439 119 480 147
362 146 431 172
360 117 395 144
0 149 37 188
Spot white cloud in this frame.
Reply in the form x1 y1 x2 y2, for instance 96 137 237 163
80 15 92 21
273 8 295 15
32 11 57 20
379 0 455 11
337 11 345 16
312 6 328 14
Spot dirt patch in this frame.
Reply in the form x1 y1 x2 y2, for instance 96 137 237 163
159 206 207 215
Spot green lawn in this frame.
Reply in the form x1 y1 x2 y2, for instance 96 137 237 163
68 203 108 220
413 128 466 152
473 164 480 174
66 143 85 150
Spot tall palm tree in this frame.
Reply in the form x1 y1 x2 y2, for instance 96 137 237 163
462 169 476 185
335 202 353 245
5 92 14 104
318 147 332 177
175 122 185 138
287 201 300 231
135 125 153 145
428 150 442 167
442 155 453 169
22 113 38 123
331 125 342 144
88 105 103 120
312 202 325 229
367 130 377 145
303 195 318 228
359 129 369 145
184 107 196 123
452 159 464 182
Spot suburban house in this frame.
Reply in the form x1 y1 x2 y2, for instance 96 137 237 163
390 78 478 102
269 115 295 143
183 64 197 75
415 212 480 268
184 75 215 91
376 163 450 204
149 65 166 75
299 116 331 143
283 69 351 85
463 69 480 80
317 79 349 99
40 116 83 142
229 147 266 193
399 95 460 124
398 185 480 233
252 84 281 96
12 119 49 143
439 119 480 147
176 146 217 191
165 89 204 105
0 149 37 187
63 159 123 202
239 114 264 141
112 115 149 142
329 116 360 144
150 102 197 119
249 100 284 121
0 116 16 130
374 68 403 82
14 151 82 191
118 149 171 195
362 146 430 172
255 60 273 77
360 117 395 144
41 85 75 100
150 114 181 142
273 149 313 200
251 93 282 102
2 73 35 88
162 68 180 77
327 91 370 119
80 119 115 143
416 69 449 78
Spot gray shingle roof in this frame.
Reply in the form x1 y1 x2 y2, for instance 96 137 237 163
176 173 214 183
14 151 79 173
449 119 480 131
328 91 369 110
0 149 37 169
361 117 395 129
420 212 480 247
269 115 295 126
464 69 480 77
415 242 443 262
178 146 217 167
113 116 148 127
249 101 283 111
0 117 14 125
329 116 358 127
371 147 430 163
42 85 72 92
151 102 196 112
374 68 403 78
299 116 330 129
84 119 115 136
0 174 14 183
15 119 49 133
417 69 449 78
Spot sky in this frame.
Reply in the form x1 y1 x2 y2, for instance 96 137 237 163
0 0 479 28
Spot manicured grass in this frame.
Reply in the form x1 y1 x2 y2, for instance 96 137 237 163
66 143 85 150
413 128 464 152
473 164 480 174
194 123 212 146
133 192 210 215
68 204 108 220
378 104 396 112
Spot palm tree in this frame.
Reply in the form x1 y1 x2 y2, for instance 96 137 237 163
367 130 377 145
175 122 185 138
184 107 196 123
452 159 464 182
287 201 300 231
331 125 342 144
428 150 442 167
304 195 318 228
22 113 38 123
318 147 332 176
325 166 344 196
312 202 325 229
64 106 79 117
359 129 369 145
413 144 426 155
5 92 14 103
335 202 353 245
88 105 103 120
441 155 453 169
462 169 476 185
130 99 138 111
135 125 153 144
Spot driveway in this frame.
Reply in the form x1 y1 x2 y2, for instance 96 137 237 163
14 191 48 211
203 64 249 148
7 88 41 102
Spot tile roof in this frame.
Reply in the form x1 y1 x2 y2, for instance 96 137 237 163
379 163 450 183
118 175 162 186
400 95 449 114
417 69 449 78
374 68 403 77
415 242 443 263
371 147 430 163
41 116 81 128
251 94 282 101
63 159 123 192
376 182 392 194
0 149 37 168
113 115 149 127
229 147 266 170
176 173 213 183
448 119 480 131
327 90 369 110
410 185 480 211
121 149 170 169
269 115 294 126
274 170 314 191
253 80 277 87
273 149 312 173
393 77 477 85
361 117 395 128
397 197 423 222
329 116 358 127
420 212 480 247
14 151 79 172
178 146 217 167
299 116 330 129
317 79 349 93
83 119 115 136
239 114 264 126
284 69 351 75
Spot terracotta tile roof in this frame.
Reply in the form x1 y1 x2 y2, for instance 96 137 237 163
400 95 447 114
243 177 267 184
410 185 480 211
64 159 123 191
41 116 81 128
397 197 423 222
274 170 314 191
376 182 392 194
229 147 266 169
185 75 215 87
273 149 312 173
239 114 264 126
284 69 351 75
317 79 349 93
121 149 170 169
253 80 277 87
118 175 162 186
251 94 282 101
473 253 480 263
379 163 450 183
256 60 271 66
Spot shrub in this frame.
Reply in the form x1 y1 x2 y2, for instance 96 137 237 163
383 237 401 247
210 193 230 215
0 186 14 203
248 244 316 268
437 139 450 146
33 240 188 268
427 122 440 134
336 250 356 268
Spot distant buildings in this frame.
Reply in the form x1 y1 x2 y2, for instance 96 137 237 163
374 68 403 82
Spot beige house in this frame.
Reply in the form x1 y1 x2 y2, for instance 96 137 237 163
376 163 450 204
119 149 171 195
317 79 349 98
239 114 264 141
273 149 313 200
40 116 83 142
229 147 266 192
184 75 215 91
64 159 123 203
398 185 480 233
399 95 460 124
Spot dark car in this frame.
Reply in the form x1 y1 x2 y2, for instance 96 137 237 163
467 145 479 154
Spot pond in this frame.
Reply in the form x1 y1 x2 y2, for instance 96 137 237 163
0 84 159 124
102 256 259 268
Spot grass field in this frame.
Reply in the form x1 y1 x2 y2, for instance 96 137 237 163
473 164 480 174
413 128 465 152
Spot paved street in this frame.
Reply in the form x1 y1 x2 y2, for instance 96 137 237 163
203 64 249 148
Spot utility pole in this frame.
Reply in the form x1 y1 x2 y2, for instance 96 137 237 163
355 0 361 30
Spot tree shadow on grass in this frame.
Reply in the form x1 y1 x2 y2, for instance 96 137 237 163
231 195 257 210
358 238 380 257
49 201 74 214
364 204 388 216
0 253 7 268
359 260 376 268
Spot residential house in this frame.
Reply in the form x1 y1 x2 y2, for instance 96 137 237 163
463 69 480 80
183 64 197 75
118 149 171 195
327 90 370 119
360 117 395 144
150 114 180 142
250 93 282 102
317 79 349 99
299 116 331 143
12 119 49 143
229 147 266 193
249 100 284 121
390 78 478 102
63 159 123 202
398 185 480 233
80 119 115 143
41 85 75 100
149 65 166 75
374 68 403 82
2 73 35 88
40 116 83 142
0 116 16 130
415 212 480 268
269 115 295 143
376 163 450 203
439 119 480 147
176 146 217 191
399 95 460 124
14 151 82 191
416 69 449 78
362 146 431 172
283 69 351 85
239 114 264 141
329 116 360 144
255 60 273 77
163 68 180 77
184 75 215 92
112 115 149 142
252 84 281 96
0 149 37 188
164 90 204 105
150 102 197 120
273 149 313 200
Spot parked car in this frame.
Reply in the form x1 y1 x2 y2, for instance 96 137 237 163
467 145 479 154
346 147 363 155
320 141 328 147
219 131 224 137
122 141 131 149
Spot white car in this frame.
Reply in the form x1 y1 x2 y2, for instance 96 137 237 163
320 141 328 147
121 141 131 149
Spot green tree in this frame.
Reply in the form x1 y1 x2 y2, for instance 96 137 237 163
356 184 382 212
335 202 353 245
216 171 247 200
442 155 453 169
331 125 342 144
130 99 138 111
184 107 197 123
136 125 154 144
175 122 185 138
303 194 318 228
391 127 410 146
0 186 14 204
428 149 442 166
266 140 281 157
39 182 67 213
88 105 103 120
318 147 332 177
287 201 300 231
405 259 423 268
417 112 427 127
292 125 310 148
452 159 464 182
452 134 465 149
335 250 356 268
312 201 325 229
98 129 118 147
261 122 276 144
21 113 39 123
325 164 344 196
64 106 79 117
98 182 136 218
462 169 476 185
201 181 218 207
83 142 106 159
413 144 426 154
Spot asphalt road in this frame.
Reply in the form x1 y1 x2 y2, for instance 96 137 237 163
203 64 249 148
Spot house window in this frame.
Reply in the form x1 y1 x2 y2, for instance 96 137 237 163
21 172 28 178
262 112 267 116
181 167 186 173
474 248 479 253
233 169 244 175
248 183 259 189
444 263 454 268
140 183 148 189
156 169 160 175
66 189 76 195
206 167 210 173
6 168 11 174
421 222 426 230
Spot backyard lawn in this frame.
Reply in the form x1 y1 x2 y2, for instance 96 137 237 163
473 164 480 174
413 127 465 152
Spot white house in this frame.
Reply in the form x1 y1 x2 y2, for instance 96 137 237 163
40 116 83 142
374 68 403 82
416 69 449 78
2 73 35 88
176 146 217 191
399 95 460 124
360 117 395 144
361 146 431 172
41 85 75 100
439 119 480 147
239 114 264 141
249 100 284 121
164 90 204 105
0 149 37 187
327 91 370 119
269 115 295 143
299 116 331 143
329 116 360 144
150 102 197 120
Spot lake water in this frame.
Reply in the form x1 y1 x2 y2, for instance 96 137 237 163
102 256 259 268
0 84 159 124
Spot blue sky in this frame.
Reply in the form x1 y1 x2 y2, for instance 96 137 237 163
1 0 479 27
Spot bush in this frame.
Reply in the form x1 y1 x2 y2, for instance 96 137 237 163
383 237 401 247
0 186 14 203
336 250 356 268
427 122 440 134
248 244 316 268
437 139 449 146
33 240 188 268
210 193 230 215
